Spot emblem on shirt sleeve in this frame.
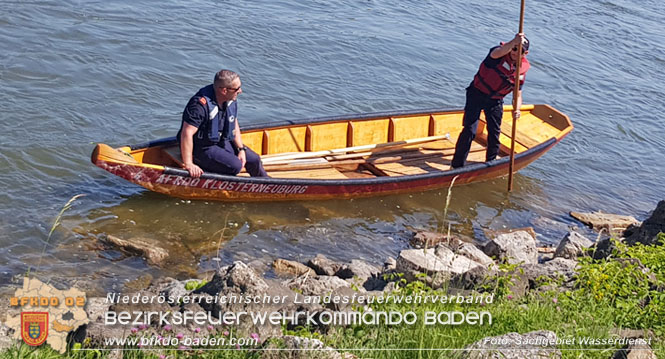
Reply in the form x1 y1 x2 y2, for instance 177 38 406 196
198 97 207 105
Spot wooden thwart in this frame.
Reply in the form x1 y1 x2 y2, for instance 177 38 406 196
163 145 184 167
262 134 450 164
269 167 348 179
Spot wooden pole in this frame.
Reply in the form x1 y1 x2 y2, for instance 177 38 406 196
508 0 526 192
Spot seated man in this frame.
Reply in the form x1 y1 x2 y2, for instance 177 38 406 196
177 69 267 178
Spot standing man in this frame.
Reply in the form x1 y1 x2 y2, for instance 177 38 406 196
178 69 268 178
451 34 530 168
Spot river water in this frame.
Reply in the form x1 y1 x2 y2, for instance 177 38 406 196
1 0 663 294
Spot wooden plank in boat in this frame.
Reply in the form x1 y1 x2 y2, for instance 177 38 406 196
474 132 527 155
374 156 454 176
510 113 561 144
308 122 349 151
372 144 486 177
163 145 184 167
418 137 456 151
267 167 348 180
265 127 307 155
240 131 263 155
374 161 430 176
391 115 430 141
498 114 543 149
372 151 451 176
350 119 390 147
466 148 488 163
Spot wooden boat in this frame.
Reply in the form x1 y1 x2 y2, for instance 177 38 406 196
91 104 572 202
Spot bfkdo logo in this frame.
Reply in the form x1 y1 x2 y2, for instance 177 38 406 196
21 312 49 346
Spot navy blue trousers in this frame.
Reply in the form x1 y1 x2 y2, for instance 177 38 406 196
194 140 268 177
451 87 504 168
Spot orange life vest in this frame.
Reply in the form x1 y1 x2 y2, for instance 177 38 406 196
472 53 530 99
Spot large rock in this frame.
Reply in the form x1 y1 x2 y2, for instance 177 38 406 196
440 241 496 268
283 275 350 296
324 286 359 311
273 259 316 277
452 265 529 298
463 330 561 359
383 257 397 272
195 262 292 339
437 239 496 291
522 258 578 289
450 265 498 291
554 230 593 259
396 246 483 288
485 227 538 241
570 211 639 234
308 255 344 276
612 343 657 359
198 261 270 295
336 260 380 281
409 231 472 249
0 322 13 351
590 237 617 260
155 277 190 303
336 259 384 291
85 297 112 323
483 230 538 265
625 200 665 246
100 234 168 266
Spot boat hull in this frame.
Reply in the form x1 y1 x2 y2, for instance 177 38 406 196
92 139 559 202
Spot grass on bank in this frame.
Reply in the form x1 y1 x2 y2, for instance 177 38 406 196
3 234 664 359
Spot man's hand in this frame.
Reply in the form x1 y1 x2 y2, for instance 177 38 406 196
513 109 521 120
183 162 203 178
237 150 247 168
513 33 526 47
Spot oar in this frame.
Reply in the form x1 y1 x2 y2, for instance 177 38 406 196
261 134 450 164
262 148 459 172
263 136 454 166
508 0 526 192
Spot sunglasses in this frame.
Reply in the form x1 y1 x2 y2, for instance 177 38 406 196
226 86 241 92
512 46 526 53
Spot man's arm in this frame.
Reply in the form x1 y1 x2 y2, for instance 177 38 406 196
180 123 204 178
232 119 247 168
513 91 523 119
490 33 525 59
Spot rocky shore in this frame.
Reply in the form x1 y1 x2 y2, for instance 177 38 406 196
2 201 664 358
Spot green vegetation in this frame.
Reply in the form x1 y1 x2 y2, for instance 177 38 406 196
27 194 85 278
3 234 664 358
184 280 209 291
